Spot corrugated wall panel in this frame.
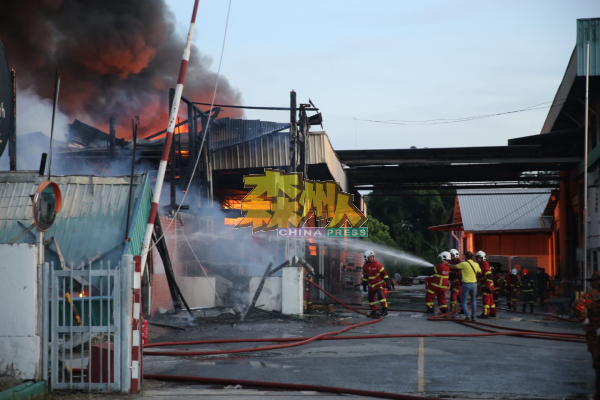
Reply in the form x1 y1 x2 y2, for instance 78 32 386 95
125 174 152 256
0 172 148 268
577 18 600 76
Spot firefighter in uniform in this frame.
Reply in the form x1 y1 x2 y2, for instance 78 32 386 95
448 271 462 313
492 267 501 304
476 250 496 318
425 251 451 314
519 269 535 313
449 249 461 265
504 269 520 311
302 262 315 313
536 267 550 306
449 249 463 312
572 271 600 398
362 250 390 317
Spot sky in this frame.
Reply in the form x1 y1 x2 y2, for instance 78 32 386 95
164 0 598 151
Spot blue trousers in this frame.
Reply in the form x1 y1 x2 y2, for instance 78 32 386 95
461 283 477 317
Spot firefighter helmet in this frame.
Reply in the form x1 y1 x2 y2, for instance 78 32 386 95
475 250 486 261
511 268 518 275
449 249 459 258
364 250 375 261
438 251 451 261
522 269 529 276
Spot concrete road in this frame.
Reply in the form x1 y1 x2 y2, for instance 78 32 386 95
139 285 593 400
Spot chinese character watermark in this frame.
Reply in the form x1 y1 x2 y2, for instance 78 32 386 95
235 169 367 233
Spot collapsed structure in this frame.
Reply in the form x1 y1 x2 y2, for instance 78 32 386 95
49 99 368 316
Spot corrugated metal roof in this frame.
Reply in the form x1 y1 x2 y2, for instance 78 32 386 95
457 189 552 232
210 130 350 192
0 171 150 268
577 18 600 76
67 119 126 149
208 118 290 150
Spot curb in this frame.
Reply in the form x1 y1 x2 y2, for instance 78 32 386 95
0 381 47 400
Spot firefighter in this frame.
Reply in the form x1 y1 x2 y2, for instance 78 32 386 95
362 250 390 317
425 251 451 314
572 271 600 398
475 250 496 318
449 249 463 310
519 269 535 313
302 261 315 313
449 249 461 265
504 269 520 311
492 267 501 304
536 267 550 305
448 271 462 313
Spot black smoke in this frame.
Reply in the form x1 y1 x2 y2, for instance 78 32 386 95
0 0 242 139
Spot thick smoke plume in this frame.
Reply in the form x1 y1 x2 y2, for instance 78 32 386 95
0 0 242 139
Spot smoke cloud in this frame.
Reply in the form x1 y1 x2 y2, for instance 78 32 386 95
0 0 242 140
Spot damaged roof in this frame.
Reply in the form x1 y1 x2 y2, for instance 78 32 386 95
68 119 126 150
457 189 552 232
0 171 152 268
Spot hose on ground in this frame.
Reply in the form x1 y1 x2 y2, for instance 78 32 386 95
144 373 441 400
143 278 585 400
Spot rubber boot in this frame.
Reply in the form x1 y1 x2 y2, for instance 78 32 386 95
369 310 380 317
522 304 526 313
426 307 434 313
381 308 388 317
529 303 534 313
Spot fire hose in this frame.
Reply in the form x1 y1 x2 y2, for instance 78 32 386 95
144 279 585 399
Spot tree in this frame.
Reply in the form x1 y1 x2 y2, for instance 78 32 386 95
363 216 395 247
365 190 454 262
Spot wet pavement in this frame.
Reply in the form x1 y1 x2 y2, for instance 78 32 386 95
132 284 594 399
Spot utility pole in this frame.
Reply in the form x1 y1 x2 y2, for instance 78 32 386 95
298 103 309 180
289 90 297 173
584 40 590 288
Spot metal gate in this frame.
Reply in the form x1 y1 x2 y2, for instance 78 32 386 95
42 255 133 392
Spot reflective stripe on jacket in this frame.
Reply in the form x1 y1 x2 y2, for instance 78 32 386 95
362 260 389 290
431 262 450 289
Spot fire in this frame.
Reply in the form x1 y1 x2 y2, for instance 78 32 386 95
224 217 243 226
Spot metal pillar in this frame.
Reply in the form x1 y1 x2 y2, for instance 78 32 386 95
109 117 116 159
9 69 16 171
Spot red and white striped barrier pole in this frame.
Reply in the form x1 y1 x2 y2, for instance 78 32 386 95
131 255 142 393
133 0 200 392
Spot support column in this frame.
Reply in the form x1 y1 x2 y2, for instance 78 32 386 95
559 172 570 278
9 69 16 171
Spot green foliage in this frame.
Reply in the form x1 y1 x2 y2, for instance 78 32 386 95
365 190 455 262
363 216 395 247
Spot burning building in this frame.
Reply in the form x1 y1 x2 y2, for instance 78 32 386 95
0 0 370 317
49 102 368 315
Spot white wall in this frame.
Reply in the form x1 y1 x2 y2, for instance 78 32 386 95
248 267 304 316
0 244 40 380
178 277 218 308
282 267 303 315
249 277 282 312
